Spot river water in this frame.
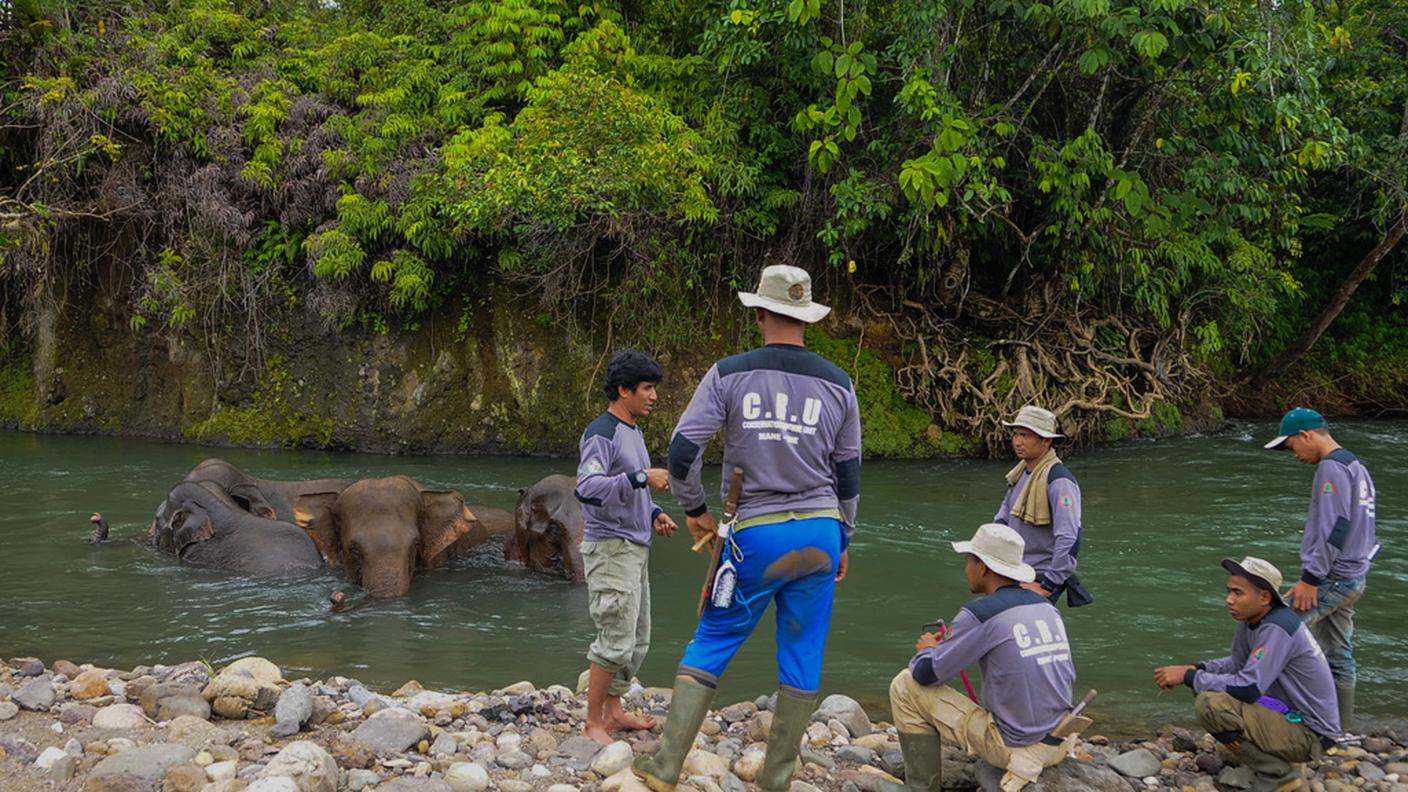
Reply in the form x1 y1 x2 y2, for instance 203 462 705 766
1 422 1403 734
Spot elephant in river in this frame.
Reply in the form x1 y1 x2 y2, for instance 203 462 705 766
179 458 353 523
294 476 492 598
504 474 585 582
151 481 324 576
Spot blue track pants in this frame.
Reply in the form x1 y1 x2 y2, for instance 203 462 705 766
678 516 845 696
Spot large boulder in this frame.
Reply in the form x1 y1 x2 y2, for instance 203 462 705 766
88 743 197 789
259 741 337 792
93 703 150 730
812 694 871 738
1107 748 1161 779
349 707 428 755
1025 759 1142 792
140 682 210 721
271 683 314 737
71 670 112 700
15 677 56 711
202 659 283 719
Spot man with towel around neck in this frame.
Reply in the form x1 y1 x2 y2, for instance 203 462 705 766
993 405 1092 607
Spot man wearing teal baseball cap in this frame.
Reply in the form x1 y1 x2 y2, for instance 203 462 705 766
1265 408 1379 736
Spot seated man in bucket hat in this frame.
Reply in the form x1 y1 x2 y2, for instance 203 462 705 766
1154 557 1340 792
887 523 1078 792
994 405 1091 607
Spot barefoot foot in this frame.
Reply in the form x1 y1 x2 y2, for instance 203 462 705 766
584 722 616 745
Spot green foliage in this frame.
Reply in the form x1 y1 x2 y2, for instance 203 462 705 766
0 360 39 427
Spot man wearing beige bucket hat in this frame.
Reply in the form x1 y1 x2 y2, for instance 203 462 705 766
994 405 1091 608
1154 556 1340 792
636 265 861 792
886 523 1078 792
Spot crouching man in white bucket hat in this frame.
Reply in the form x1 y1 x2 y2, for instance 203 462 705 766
886 523 1080 792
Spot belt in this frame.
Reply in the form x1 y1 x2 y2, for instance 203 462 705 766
1039 734 1064 746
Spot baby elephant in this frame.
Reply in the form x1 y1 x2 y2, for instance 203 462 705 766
152 482 324 576
295 476 486 598
504 474 586 583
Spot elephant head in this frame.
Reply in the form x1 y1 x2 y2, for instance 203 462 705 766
150 481 323 576
504 474 585 582
294 476 480 598
152 481 227 555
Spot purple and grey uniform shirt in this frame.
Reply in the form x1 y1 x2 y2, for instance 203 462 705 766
1300 449 1377 585
575 412 662 546
994 465 1082 587
1183 604 1341 740
908 586 1075 747
667 344 861 531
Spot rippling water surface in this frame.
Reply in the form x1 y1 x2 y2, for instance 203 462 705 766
1 421 1404 734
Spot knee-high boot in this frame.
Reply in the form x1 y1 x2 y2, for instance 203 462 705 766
757 690 817 792
1335 683 1355 735
632 676 715 792
1231 741 1303 792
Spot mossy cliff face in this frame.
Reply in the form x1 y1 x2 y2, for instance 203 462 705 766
0 268 1213 457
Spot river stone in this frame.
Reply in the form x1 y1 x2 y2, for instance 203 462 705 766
36 745 71 769
1217 765 1255 789
499 681 536 696
555 736 605 770
0 733 39 763
749 711 774 742
164 763 208 792
429 731 458 757
222 657 282 684
94 703 149 729
260 741 337 792
60 702 98 723
346 769 381 791
1108 748 1161 778
444 762 490 792
15 677 56 710
53 660 83 678
245 778 300 792
142 682 210 721
72 669 113 700
496 749 534 769
0 700 17 720
837 745 877 765
547 786 579 792
603 768 652 792
89 743 197 787
1359 762 1387 782
351 707 428 755
800 745 835 769
82 774 150 792
813 695 871 738
327 732 376 768
379 781 453 792
683 749 730 777
591 741 634 776
1194 752 1223 774
166 714 230 747
51 753 80 783
207 761 238 782
15 657 44 676
733 751 765 782
271 683 313 737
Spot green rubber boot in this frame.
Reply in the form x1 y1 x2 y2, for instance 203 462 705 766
896 731 944 792
1336 684 1356 736
1231 741 1304 792
632 676 715 792
757 690 819 792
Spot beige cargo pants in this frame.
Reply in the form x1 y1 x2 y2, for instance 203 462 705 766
890 669 1072 792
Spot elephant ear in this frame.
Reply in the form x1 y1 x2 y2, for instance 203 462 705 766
229 483 278 520
172 507 215 552
293 492 342 568
418 490 477 567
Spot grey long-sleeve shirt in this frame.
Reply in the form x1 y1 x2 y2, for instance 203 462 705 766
575 412 662 546
908 586 1076 747
667 344 861 531
994 465 1082 587
1184 604 1341 740
1300 449 1377 584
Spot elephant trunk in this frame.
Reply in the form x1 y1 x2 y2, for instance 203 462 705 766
360 556 413 599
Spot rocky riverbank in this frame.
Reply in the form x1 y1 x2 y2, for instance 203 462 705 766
1 656 1405 792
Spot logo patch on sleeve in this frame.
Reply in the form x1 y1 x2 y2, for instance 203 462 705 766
1060 495 1073 508
1252 645 1267 660
586 459 605 475
1322 482 1336 495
